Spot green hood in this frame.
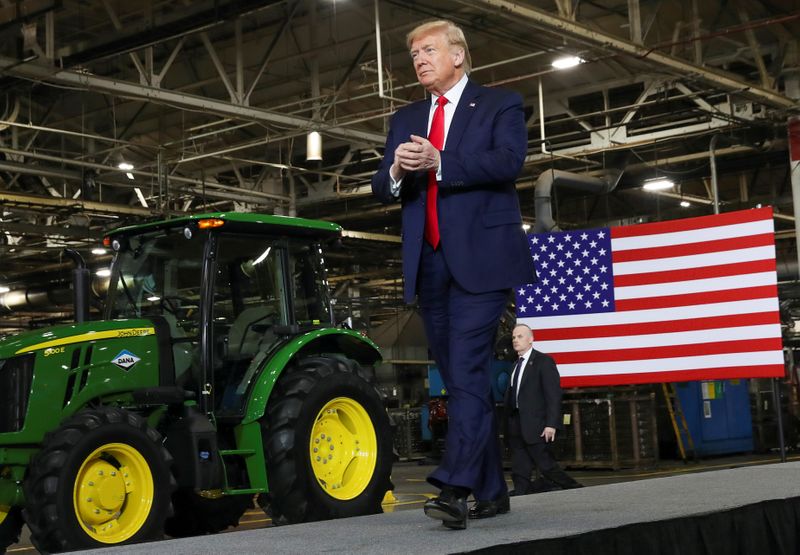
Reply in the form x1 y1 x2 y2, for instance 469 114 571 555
0 319 157 360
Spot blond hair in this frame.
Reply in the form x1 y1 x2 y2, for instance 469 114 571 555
406 20 472 74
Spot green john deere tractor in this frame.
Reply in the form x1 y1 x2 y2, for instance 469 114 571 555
0 213 393 553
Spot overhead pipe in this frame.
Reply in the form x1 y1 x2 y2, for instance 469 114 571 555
0 94 20 132
374 0 410 105
709 134 721 214
538 77 600 165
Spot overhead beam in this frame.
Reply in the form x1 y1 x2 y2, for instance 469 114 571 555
0 188 156 217
57 0 281 67
0 221 104 240
0 56 387 145
460 0 796 109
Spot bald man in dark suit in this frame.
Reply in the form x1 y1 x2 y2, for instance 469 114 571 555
503 323 582 497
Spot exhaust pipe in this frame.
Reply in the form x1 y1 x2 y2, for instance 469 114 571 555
63 249 90 323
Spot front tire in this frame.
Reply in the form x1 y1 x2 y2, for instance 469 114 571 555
23 407 174 553
0 506 23 554
261 356 392 523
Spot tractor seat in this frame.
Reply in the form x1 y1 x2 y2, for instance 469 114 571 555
227 306 278 360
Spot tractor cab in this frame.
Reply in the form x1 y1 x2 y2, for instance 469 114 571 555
104 214 334 416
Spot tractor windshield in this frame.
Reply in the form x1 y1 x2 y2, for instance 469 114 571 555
105 228 205 336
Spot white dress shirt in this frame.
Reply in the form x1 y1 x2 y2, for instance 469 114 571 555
390 73 470 196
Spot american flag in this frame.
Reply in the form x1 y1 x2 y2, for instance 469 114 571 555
516 207 784 387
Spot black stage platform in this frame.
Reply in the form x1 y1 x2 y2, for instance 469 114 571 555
79 461 800 554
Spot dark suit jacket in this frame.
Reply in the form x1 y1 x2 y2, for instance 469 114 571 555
505 349 563 445
371 79 536 303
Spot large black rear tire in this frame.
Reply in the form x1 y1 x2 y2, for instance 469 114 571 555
22 407 175 553
164 490 252 537
0 506 23 554
260 355 392 523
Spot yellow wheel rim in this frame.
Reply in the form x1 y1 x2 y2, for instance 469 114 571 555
0 505 9 526
73 442 154 544
309 397 378 500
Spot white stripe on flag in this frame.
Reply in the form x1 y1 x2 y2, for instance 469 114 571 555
532 323 781 353
612 245 776 274
614 271 777 300
610 219 774 251
557 350 784 377
519 298 779 330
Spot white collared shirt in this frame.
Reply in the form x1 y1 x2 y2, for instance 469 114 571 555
390 73 469 195
512 346 534 405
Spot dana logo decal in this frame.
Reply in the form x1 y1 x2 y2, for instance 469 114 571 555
111 350 141 371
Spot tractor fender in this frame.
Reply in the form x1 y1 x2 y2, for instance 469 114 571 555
241 328 382 424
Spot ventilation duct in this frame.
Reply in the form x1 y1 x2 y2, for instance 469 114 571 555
533 154 629 233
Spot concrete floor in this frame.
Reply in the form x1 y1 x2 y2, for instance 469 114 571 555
7 452 799 553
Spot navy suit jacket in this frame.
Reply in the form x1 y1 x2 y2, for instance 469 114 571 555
372 80 536 303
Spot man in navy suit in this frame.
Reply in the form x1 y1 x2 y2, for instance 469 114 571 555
372 20 536 529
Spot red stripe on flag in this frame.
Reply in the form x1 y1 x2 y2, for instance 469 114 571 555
610 207 773 238
551 338 783 364
531 311 780 341
615 285 777 311
560 364 785 387
612 233 775 263
613 259 777 287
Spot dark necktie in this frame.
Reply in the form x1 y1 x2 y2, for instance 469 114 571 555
510 357 524 409
425 96 448 248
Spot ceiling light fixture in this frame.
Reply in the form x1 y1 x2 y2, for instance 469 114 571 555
552 56 584 70
642 177 675 191
306 131 322 161
680 200 691 207
91 248 107 255
96 268 111 277
118 162 134 171
0 285 9 293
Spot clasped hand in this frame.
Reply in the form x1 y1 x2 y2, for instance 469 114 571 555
391 134 440 179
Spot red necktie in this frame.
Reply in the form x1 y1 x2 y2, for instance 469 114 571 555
425 96 448 249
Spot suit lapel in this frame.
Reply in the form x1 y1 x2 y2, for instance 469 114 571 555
409 99 430 140
520 352 538 391
444 80 481 151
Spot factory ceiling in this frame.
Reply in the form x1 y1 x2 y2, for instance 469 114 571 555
0 0 798 333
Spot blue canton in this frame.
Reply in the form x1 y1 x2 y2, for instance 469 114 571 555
515 228 616 317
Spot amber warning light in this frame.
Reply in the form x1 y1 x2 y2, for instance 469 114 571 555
197 218 226 229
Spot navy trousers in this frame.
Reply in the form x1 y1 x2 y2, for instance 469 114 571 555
417 243 508 502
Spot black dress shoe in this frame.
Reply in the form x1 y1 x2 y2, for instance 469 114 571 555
424 490 468 530
529 478 560 493
468 494 510 519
